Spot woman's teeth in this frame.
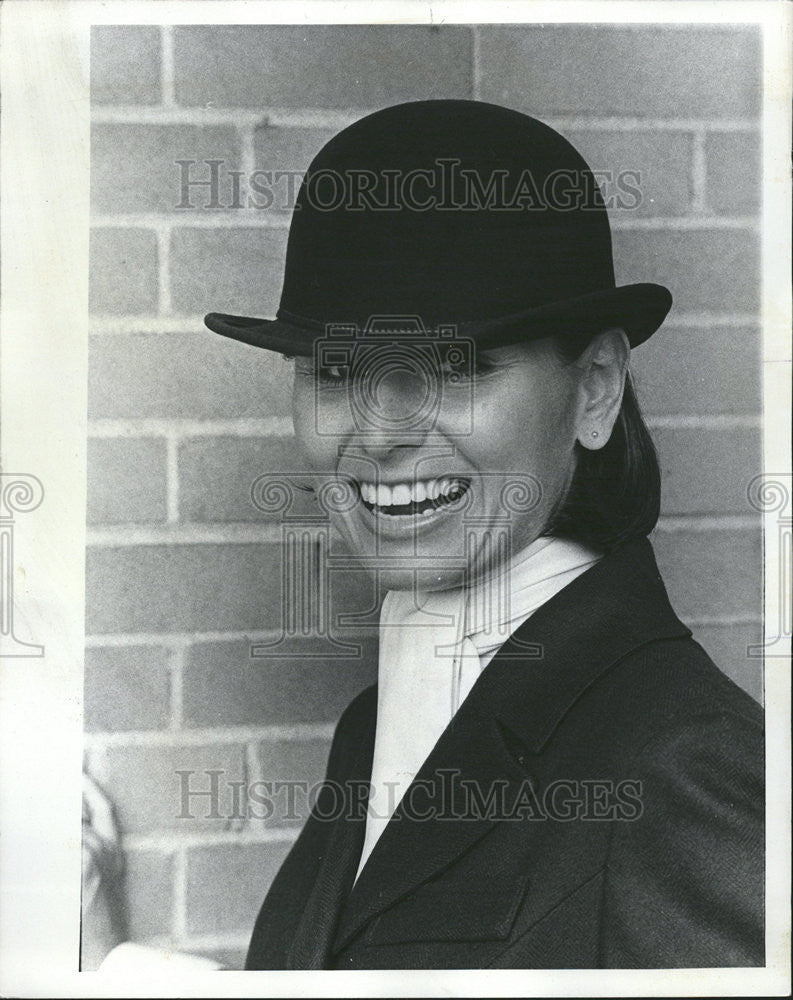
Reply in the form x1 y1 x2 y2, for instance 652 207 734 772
358 478 469 516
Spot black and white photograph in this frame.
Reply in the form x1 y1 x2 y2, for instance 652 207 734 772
0 2 790 996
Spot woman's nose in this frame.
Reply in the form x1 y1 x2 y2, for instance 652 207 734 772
350 365 440 452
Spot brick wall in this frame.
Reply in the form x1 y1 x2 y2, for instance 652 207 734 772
86 23 763 966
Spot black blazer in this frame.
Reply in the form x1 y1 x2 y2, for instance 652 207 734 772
246 537 764 969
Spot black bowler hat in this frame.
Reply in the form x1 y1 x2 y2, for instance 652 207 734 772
205 100 671 355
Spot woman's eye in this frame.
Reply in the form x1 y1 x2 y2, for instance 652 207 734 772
303 356 496 385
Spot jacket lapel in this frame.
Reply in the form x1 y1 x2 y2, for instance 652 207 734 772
332 537 691 955
332 685 530 953
286 695 375 969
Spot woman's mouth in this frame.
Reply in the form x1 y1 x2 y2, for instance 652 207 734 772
357 477 471 518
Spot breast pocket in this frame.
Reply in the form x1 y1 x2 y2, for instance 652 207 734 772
365 867 532 946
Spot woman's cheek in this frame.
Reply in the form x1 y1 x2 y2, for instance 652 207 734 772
504 394 577 522
291 383 328 472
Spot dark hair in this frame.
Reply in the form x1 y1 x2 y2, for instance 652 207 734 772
545 334 661 552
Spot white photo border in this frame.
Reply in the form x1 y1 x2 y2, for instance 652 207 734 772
0 1 789 996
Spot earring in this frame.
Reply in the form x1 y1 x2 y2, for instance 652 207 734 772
591 431 599 439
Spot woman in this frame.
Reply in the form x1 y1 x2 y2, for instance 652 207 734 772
90 99 764 970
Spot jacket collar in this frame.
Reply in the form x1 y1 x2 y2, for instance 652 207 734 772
321 537 689 959
477 535 691 753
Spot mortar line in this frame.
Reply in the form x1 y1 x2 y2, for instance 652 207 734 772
88 312 761 335
85 627 376 648
691 126 708 215
85 523 286 546
169 644 185 731
88 417 294 438
240 122 257 202
653 514 760 532
172 847 188 943
83 722 336 750
471 24 481 101
90 212 756 232
165 432 180 524
91 213 291 229
161 25 177 108
645 414 760 429
125 826 300 854
90 107 760 132
155 227 172 316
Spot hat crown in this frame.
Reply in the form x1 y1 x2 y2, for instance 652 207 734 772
279 100 615 328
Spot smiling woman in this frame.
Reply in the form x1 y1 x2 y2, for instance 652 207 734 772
202 101 763 969
90 98 764 971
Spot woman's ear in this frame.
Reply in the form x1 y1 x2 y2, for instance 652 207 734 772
573 328 630 451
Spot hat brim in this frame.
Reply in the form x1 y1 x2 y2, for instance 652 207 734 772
204 282 672 356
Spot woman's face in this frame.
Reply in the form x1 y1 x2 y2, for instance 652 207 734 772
291 337 585 591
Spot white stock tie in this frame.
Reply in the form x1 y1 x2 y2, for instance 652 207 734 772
354 535 602 882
